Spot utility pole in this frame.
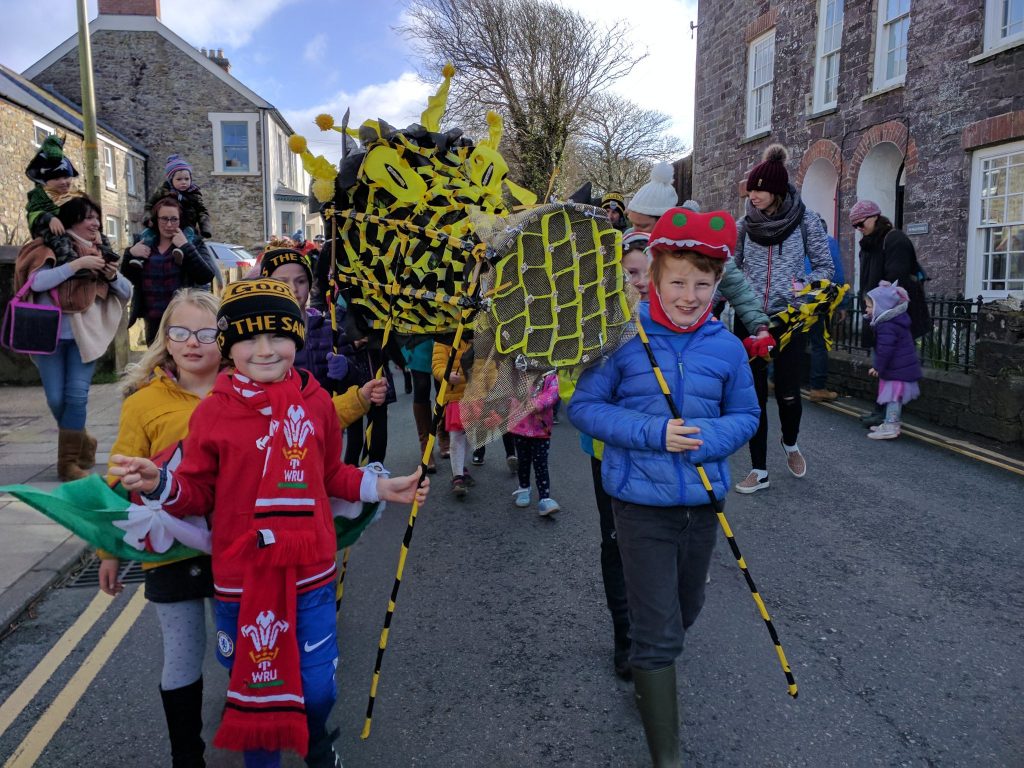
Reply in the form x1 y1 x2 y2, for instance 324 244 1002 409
76 0 101 202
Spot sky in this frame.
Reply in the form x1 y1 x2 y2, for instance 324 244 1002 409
0 0 697 162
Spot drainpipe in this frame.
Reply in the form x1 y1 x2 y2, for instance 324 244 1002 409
261 108 272 243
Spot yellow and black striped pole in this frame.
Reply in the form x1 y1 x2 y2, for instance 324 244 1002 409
361 251 487 739
634 319 798 699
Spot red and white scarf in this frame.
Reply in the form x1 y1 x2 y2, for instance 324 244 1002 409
213 371 325 757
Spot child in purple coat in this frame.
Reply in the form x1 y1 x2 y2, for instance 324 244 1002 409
510 371 560 515
865 281 922 440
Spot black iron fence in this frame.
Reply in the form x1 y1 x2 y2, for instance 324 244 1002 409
831 293 985 373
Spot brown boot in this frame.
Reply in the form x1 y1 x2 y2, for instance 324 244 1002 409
77 431 98 470
412 403 437 474
57 429 89 482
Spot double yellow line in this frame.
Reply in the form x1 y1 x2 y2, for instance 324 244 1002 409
0 586 146 767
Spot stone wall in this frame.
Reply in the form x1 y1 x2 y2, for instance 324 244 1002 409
693 0 1024 296
31 29 267 250
0 101 144 249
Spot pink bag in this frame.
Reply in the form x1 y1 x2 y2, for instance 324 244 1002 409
1 282 62 355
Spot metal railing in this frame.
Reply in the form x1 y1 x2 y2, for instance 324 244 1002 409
830 293 984 373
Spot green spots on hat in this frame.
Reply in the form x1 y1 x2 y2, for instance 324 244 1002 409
672 212 687 227
709 216 726 231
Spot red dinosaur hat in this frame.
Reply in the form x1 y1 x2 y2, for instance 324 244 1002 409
647 208 737 261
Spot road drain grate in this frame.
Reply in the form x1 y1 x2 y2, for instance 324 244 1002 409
66 556 145 588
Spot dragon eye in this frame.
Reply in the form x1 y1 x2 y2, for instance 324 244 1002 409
385 163 408 190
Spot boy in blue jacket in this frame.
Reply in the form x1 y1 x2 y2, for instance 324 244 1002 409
568 208 759 767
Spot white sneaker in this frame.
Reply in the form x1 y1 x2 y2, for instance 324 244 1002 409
512 487 531 507
867 422 901 440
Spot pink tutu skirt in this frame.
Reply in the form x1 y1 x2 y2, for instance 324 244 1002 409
445 401 464 432
877 379 920 405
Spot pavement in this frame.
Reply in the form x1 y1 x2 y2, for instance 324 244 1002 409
0 382 123 634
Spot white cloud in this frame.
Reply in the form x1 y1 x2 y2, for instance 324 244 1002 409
303 32 327 63
282 72 435 163
159 0 299 48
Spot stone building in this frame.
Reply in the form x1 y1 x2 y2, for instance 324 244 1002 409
692 0 1024 299
22 0 315 251
0 64 146 252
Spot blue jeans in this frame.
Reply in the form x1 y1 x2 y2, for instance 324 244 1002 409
808 321 828 389
215 583 338 768
31 339 97 429
612 499 718 670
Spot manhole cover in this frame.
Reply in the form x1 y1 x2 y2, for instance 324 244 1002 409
66 556 145 588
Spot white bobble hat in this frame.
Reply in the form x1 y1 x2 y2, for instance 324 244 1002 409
626 162 678 216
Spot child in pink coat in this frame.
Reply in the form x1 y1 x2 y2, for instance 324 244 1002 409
509 371 560 515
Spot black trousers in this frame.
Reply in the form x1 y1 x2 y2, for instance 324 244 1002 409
345 404 388 465
591 457 629 633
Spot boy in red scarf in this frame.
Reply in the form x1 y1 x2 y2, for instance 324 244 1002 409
568 209 759 767
112 278 428 768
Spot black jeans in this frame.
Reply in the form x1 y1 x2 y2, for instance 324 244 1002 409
345 404 388 465
736 318 806 471
591 457 629 633
612 499 718 670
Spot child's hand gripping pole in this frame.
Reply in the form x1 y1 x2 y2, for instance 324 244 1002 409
633 318 798 699
361 253 486 740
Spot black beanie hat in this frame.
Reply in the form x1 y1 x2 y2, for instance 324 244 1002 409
746 144 789 197
260 248 313 284
217 278 306 354
26 135 79 184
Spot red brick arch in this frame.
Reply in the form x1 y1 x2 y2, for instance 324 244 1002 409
844 121 918 190
796 139 842 185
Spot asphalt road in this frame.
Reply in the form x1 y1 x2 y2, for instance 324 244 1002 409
0 391 1021 767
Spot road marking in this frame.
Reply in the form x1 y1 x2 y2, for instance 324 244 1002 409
0 590 113 739
3 586 147 768
808 395 1024 477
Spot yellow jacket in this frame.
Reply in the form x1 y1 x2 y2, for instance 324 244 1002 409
333 385 370 427
432 340 471 403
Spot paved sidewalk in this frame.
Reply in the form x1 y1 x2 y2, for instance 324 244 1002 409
0 382 124 632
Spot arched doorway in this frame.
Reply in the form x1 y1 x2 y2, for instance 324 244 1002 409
801 157 839 236
854 141 905 285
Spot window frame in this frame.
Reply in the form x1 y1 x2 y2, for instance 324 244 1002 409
125 155 138 197
104 215 121 251
32 121 55 148
984 0 1024 50
102 144 116 190
745 28 776 138
966 139 1024 299
812 0 845 112
209 112 259 176
873 0 912 91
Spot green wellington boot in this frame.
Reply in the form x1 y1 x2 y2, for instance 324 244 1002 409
632 664 681 768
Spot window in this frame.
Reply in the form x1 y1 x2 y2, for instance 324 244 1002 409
209 113 258 175
33 122 55 147
813 0 844 111
125 155 138 196
103 145 116 189
104 216 121 250
967 141 1024 297
985 0 1024 49
745 29 775 137
280 210 296 238
874 0 911 90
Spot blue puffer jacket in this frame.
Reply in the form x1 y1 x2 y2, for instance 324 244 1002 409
568 304 760 507
294 308 334 387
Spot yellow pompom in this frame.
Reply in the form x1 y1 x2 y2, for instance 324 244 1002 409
288 134 308 154
442 62 456 79
314 113 335 131
486 111 500 126
312 177 335 203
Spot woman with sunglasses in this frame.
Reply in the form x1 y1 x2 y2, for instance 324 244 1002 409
99 288 225 767
122 196 217 345
733 144 834 494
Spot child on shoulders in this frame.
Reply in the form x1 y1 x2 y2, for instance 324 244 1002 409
140 154 212 247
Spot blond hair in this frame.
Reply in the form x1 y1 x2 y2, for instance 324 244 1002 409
121 289 223 396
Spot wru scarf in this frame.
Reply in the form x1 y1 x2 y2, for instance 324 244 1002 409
213 371 325 757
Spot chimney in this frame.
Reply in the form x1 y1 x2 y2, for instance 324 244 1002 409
97 0 161 17
203 47 231 74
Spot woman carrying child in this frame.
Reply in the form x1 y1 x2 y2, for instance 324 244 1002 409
569 208 759 767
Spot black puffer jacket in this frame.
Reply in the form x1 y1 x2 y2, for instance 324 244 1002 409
858 225 930 341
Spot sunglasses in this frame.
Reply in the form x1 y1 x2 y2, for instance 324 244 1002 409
167 326 218 344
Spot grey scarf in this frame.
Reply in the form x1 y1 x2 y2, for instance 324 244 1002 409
743 184 806 246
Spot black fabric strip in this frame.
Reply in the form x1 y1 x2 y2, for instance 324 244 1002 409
254 509 315 518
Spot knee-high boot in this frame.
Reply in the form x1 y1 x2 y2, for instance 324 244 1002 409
77 430 98 470
57 429 88 482
632 664 681 768
412 402 437 473
159 677 206 768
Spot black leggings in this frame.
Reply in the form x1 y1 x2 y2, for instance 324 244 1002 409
735 318 806 470
345 404 388 465
411 370 432 406
513 435 551 498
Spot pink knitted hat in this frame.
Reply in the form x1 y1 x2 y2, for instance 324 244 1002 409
850 199 882 225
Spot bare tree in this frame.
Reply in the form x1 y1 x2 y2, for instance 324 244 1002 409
568 92 688 198
399 0 643 196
